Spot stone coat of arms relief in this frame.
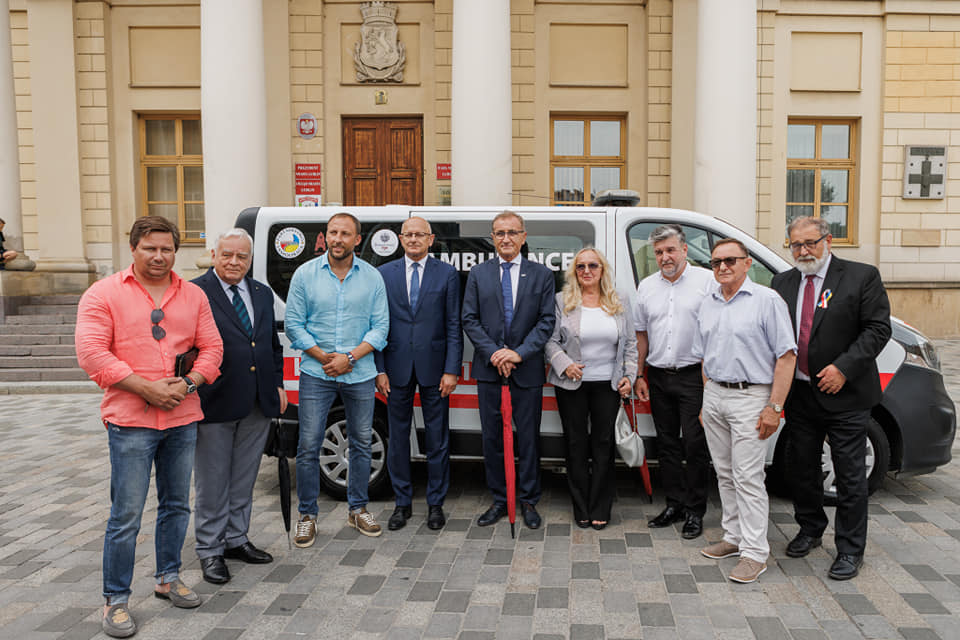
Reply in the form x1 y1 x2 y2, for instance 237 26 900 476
354 1 406 83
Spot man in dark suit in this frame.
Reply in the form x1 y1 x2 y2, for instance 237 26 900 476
462 211 556 530
192 228 287 584
375 216 463 531
771 216 891 580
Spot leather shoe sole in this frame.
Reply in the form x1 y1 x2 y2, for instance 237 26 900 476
785 535 822 558
388 506 413 531
200 556 230 585
477 504 507 527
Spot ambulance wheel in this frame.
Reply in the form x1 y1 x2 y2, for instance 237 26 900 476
317 406 390 501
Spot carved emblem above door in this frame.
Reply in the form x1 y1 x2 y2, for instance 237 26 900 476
353 1 406 83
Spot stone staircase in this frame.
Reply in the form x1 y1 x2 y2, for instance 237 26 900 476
0 295 94 389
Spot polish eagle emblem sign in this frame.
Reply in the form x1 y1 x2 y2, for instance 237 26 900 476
354 1 406 83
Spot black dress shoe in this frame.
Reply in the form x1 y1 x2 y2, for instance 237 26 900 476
427 505 446 530
591 521 607 531
681 514 703 539
477 503 507 527
200 556 230 584
648 505 685 528
224 541 273 564
828 553 863 580
521 503 542 529
785 533 822 558
388 505 413 531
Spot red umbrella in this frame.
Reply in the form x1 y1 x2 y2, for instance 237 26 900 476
501 376 517 538
625 397 654 502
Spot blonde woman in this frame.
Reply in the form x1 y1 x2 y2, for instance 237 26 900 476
546 248 638 529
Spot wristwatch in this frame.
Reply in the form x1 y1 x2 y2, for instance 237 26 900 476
766 401 782 413
182 375 197 394
346 352 357 367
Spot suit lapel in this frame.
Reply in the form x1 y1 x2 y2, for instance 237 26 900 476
514 258 531 311
781 269 801 327
248 277 267 332
811 257 844 338
411 257 430 316
394 259 414 316
205 271 243 334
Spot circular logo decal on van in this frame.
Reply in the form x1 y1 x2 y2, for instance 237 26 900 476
371 229 399 256
275 227 306 259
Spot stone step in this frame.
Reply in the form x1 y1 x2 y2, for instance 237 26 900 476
0 324 75 335
0 355 79 368
4 314 77 325
0 344 76 356
19 304 79 315
0 368 89 381
0 334 73 346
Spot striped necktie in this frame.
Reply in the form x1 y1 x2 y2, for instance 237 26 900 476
501 262 514 336
230 284 253 338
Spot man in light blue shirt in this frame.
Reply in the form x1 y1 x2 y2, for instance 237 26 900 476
285 213 389 544
693 238 796 585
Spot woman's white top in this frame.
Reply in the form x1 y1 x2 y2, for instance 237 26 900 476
579 306 618 381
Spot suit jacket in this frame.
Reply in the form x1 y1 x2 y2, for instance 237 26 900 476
461 256 556 388
771 255 891 412
193 269 285 422
545 291 639 391
373 256 463 387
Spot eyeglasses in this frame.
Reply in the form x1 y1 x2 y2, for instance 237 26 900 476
576 263 601 272
400 232 431 239
150 308 165 340
492 229 524 239
789 232 829 252
709 256 747 270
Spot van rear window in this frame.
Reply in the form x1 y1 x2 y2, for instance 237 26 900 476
266 218 596 302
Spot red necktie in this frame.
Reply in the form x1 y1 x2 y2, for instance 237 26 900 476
797 275 816 375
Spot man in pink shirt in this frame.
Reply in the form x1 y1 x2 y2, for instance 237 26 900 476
76 216 222 639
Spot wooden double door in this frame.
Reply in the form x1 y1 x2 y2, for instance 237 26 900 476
343 117 423 206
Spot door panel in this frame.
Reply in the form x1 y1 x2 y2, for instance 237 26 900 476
343 117 423 206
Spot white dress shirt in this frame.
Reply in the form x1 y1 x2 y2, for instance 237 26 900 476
634 264 715 368
216 273 254 329
498 254 522 308
404 255 429 304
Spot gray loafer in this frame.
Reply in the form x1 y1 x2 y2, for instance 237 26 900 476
102 603 137 638
154 579 201 608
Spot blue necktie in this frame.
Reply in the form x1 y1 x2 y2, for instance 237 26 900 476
501 262 514 336
230 285 253 338
409 262 420 309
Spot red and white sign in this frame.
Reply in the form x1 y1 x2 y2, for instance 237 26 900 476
295 163 321 194
436 163 451 180
297 113 317 139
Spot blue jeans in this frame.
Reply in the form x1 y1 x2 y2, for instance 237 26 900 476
297 373 375 513
103 422 196 604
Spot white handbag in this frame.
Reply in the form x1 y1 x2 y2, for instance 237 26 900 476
615 397 645 467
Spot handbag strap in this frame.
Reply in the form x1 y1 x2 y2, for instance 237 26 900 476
621 395 639 434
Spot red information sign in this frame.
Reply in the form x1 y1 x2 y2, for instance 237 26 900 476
436 163 451 180
295 163 322 195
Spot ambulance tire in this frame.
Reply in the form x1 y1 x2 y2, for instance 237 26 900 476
316 406 391 501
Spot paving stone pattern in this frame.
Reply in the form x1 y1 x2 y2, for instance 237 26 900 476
1 341 960 639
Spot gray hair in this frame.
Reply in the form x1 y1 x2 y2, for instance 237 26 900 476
649 224 685 245
214 228 253 253
492 210 525 231
787 216 829 238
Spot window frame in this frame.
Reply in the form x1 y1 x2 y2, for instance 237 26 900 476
138 114 204 245
785 118 858 245
549 113 626 206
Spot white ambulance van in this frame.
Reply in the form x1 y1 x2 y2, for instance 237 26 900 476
238 205 955 502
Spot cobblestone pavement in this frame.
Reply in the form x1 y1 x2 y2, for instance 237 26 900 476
1 342 960 640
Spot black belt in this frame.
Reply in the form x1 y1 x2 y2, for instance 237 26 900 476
648 363 701 375
712 380 753 390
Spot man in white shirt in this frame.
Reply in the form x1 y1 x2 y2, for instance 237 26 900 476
634 225 715 539
694 238 797 584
